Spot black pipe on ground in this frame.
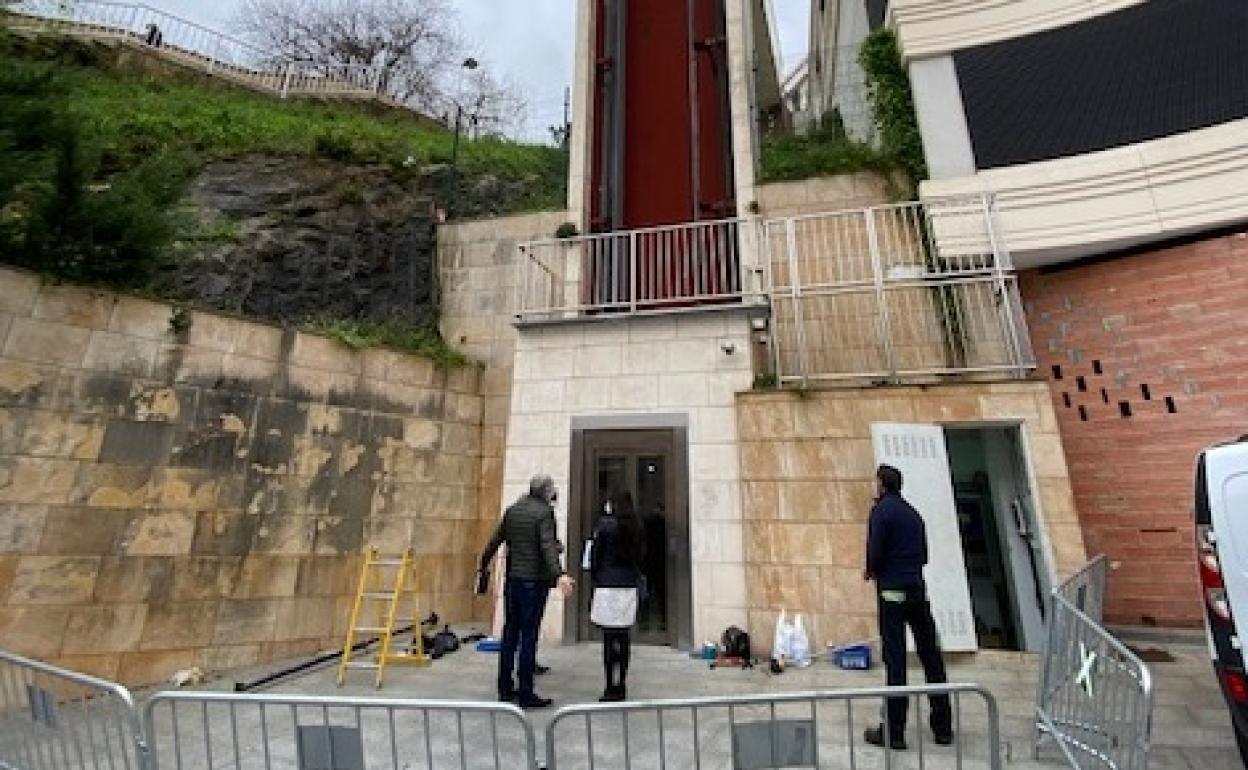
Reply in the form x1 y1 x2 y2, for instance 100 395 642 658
232 625 416 692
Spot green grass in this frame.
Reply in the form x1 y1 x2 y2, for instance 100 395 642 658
305 318 470 369
4 32 565 212
758 131 893 184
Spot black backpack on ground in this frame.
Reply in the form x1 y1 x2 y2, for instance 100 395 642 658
721 626 752 661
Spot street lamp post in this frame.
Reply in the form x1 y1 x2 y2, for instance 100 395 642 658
449 57 479 218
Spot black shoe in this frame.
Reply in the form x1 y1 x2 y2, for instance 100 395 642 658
934 732 955 746
498 691 517 703
535 664 551 676
517 695 553 709
598 685 625 702
864 726 907 750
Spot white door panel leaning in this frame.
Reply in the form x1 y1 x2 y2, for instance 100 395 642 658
872 422 978 652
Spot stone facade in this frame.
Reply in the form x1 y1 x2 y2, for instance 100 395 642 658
504 313 756 643
1020 227 1248 627
437 211 571 630
437 211 572 370
0 267 486 685
736 382 1086 653
754 173 901 218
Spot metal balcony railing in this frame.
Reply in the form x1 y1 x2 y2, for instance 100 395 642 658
514 218 749 323
763 194 1036 383
513 196 1034 383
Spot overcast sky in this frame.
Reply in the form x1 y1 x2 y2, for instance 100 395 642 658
146 1 810 141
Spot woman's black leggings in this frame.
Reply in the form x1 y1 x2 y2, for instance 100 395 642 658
602 628 632 687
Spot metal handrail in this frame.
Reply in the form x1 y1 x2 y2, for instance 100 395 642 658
763 193 1035 383
7 0 386 99
515 217 751 322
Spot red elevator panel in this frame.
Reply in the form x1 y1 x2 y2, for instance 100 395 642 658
588 0 738 308
591 0 735 232
622 0 695 228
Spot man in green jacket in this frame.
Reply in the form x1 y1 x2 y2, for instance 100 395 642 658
480 473 575 708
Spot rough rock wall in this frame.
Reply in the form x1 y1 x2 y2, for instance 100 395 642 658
0 267 487 685
155 157 437 328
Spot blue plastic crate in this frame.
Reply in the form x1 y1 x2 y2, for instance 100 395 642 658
829 643 872 670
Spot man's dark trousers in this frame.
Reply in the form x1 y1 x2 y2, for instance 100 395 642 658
879 584 953 737
498 577 547 698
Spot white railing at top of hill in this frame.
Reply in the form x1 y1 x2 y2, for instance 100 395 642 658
6 0 385 98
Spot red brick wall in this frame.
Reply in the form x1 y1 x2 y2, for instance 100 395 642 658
1019 228 1248 628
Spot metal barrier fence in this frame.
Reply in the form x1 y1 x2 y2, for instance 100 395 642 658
546 683 1002 770
763 194 1035 384
0 649 146 770
1034 556 1153 770
0 651 1008 770
515 219 749 323
6 0 384 100
142 691 538 770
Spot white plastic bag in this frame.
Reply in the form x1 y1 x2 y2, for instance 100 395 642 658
790 614 812 667
773 609 794 660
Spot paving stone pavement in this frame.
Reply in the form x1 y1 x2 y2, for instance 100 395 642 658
148 636 1239 770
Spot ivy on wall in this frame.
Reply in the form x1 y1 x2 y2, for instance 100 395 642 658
860 29 927 192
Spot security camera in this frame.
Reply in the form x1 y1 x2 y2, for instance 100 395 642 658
721 341 737 355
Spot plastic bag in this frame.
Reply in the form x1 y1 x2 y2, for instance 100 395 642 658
773 609 794 660
789 614 812 667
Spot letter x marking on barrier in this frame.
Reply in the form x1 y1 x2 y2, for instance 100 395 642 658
1076 642 1097 698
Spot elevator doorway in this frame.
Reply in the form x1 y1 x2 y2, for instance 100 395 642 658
568 428 692 648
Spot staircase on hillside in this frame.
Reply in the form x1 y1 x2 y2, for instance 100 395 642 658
4 0 405 107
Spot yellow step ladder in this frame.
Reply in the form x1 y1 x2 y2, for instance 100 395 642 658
337 547 430 688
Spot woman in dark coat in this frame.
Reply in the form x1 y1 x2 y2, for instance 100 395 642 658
589 491 646 701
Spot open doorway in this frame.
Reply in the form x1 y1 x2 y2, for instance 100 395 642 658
943 426 1050 652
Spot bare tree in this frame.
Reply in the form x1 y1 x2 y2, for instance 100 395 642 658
236 0 460 110
447 67 529 140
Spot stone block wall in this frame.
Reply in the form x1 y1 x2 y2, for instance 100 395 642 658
736 382 1086 653
1020 227 1248 627
437 211 569 625
504 313 756 643
0 267 485 685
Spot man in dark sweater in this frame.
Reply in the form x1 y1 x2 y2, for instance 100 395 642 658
863 464 953 750
480 473 574 708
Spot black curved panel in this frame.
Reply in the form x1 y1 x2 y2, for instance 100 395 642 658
955 0 1248 169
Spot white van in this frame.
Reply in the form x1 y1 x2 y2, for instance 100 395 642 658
1195 437 1248 762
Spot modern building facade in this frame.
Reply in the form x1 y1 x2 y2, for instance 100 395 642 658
459 0 1100 656
886 0 1248 626
462 0 1248 655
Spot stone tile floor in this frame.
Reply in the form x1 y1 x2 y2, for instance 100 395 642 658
153 634 1240 770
